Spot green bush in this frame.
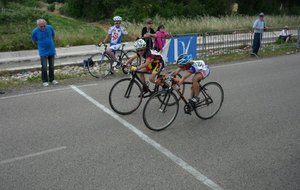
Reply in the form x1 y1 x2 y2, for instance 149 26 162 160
0 3 48 24
58 3 67 14
47 3 55 12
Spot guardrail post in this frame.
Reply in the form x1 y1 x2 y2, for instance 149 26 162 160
202 32 206 60
297 28 300 48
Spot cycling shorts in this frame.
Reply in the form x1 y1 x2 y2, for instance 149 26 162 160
190 68 210 79
110 44 121 51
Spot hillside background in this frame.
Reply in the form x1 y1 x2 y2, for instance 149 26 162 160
0 0 300 51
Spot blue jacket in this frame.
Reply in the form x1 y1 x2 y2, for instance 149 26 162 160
32 25 56 56
253 19 266 34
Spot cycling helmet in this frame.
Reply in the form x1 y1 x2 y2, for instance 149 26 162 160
134 39 146 50
113 16 122 22
176 54 192 65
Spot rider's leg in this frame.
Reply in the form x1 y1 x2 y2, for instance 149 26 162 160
192 73 203 97
139 72 147 91
149 72 156 84
106 48 117 62
140 72 149 93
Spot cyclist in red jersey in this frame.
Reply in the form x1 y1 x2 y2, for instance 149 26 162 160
125 39 165 94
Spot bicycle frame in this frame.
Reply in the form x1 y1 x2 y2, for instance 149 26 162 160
127 70 157 97
164 80 212 114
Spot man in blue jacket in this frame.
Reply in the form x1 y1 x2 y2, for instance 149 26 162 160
32 18 58 87
251 13 267 57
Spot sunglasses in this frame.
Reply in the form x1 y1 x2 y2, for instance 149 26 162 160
115 22 121 24
137 49 144 52
39 25 46 28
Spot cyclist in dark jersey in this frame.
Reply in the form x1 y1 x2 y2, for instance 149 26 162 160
125 39 165 94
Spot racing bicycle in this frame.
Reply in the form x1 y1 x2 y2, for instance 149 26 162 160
142 76 224 131
83 43 137 78
109 67 185 115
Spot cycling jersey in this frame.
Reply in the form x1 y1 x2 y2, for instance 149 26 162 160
138 48 165 71
186 60 210 78
108 25 128 45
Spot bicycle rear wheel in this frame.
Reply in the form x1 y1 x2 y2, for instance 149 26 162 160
143 90 179 131
109 78 143 115
194 82 224 119
87 53 112 78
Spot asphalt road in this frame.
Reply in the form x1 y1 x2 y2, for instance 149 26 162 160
0 54 300 190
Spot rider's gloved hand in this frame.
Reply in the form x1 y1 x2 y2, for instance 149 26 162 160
130 66 137 72
152 66 160 75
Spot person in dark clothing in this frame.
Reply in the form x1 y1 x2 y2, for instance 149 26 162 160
141 18 156 49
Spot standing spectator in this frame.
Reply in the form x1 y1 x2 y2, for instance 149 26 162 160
279 26 291 43
32 18 58 87
102 16 128 67
251 12 267 57
154 24 172 52
141 18 156 49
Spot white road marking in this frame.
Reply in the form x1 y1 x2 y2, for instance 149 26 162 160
70 85 223 190
0 146 67 165
0 83 97 100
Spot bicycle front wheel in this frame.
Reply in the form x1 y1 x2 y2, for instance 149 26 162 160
194 82 224 119
143 90 179 131
109 78 143 115
87 53 112 78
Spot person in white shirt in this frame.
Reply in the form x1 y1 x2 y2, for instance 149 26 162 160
279 26 291 42
102 16 128 66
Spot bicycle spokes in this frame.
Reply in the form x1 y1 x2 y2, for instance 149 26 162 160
194 82 224 120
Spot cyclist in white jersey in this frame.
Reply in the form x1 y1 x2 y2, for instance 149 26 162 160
170 54 210 103
102 16 128 65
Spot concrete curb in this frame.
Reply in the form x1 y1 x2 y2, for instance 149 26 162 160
0 43 135 72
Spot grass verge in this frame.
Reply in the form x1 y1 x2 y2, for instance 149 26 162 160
1 46 298 92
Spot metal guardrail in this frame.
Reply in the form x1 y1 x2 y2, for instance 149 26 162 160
1 28 299 72
197 27 299 59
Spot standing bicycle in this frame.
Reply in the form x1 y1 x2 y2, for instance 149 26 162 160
143 54 224 131
84 43 136 78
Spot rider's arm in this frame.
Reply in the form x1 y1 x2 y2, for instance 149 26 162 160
125 54 139 66
121 27 128 35
170 68 182 76
178 72 192 85
102 34 109 44
137 58 153 70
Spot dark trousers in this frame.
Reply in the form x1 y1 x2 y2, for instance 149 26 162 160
252 33 262 54
40 55 55 82
279 35 291 42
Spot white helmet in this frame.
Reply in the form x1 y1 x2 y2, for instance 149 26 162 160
113 16 122 22
134 39 146 50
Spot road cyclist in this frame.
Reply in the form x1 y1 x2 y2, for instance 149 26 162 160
142 54 223 131
108 39 185 115
169 54 210 103
125 38 166 97
102 15 128 68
